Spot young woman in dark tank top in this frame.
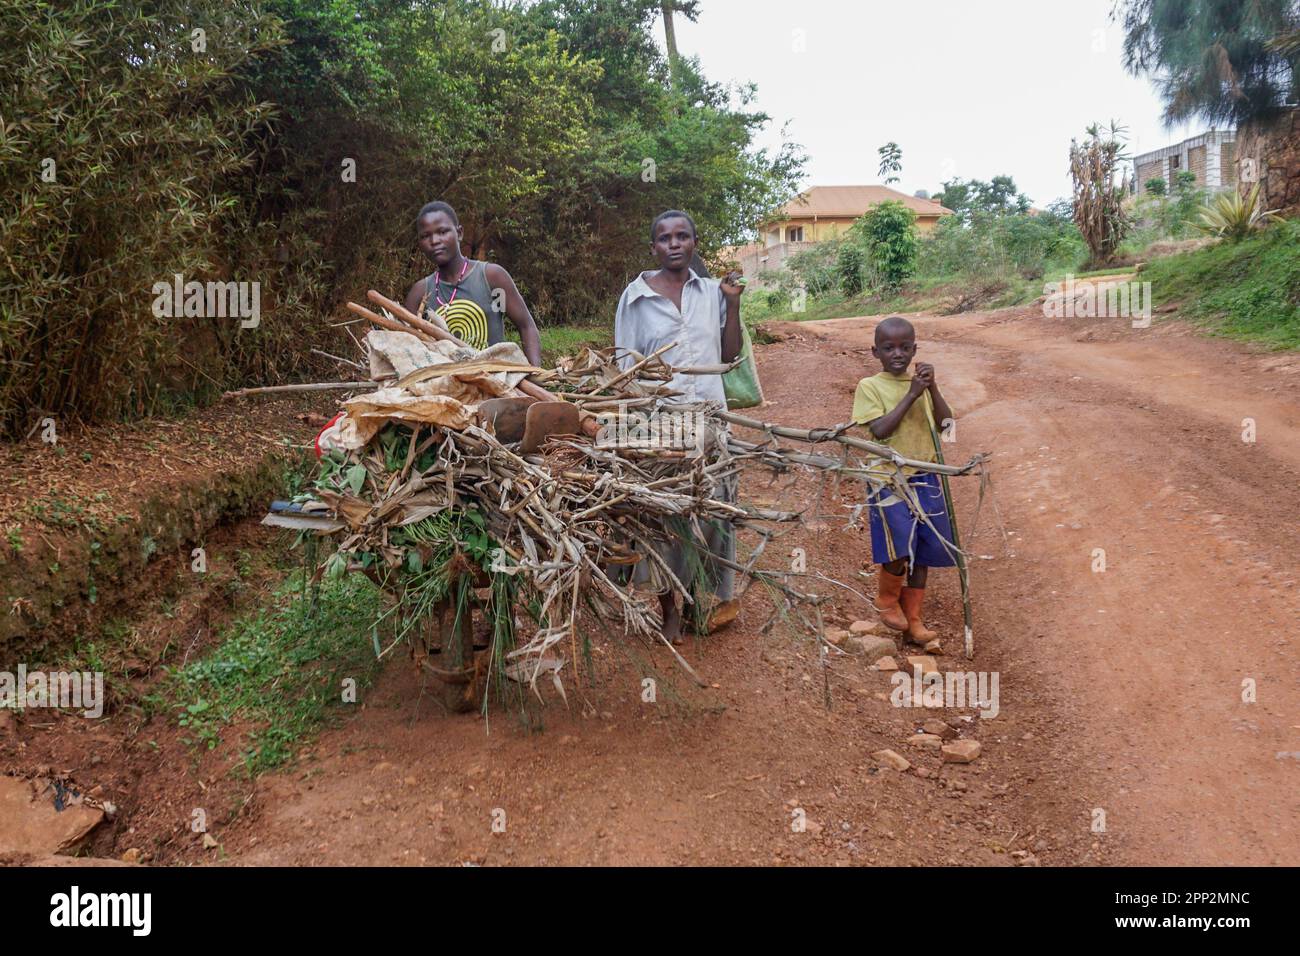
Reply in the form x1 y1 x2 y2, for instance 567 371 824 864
403 201 543 365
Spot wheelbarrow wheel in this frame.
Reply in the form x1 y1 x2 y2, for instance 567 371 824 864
414 596 486 714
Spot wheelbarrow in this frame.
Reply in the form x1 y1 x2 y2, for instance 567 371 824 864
406 555 494 714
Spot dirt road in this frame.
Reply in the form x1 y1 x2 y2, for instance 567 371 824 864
197 302 1293 867
13 302 1295 867
809 305 1300 866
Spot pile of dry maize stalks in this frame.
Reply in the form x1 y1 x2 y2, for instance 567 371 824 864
230 291 987 707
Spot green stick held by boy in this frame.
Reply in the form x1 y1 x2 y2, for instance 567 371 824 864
851 316 957 652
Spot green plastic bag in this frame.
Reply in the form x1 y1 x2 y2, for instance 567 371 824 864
723 323 764 409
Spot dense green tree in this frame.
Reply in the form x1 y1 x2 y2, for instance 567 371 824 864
933 175 1031 223
835 242 865 296
0 0 804 434
850 201 918 290
1117 0 1300 126
237 0 803 317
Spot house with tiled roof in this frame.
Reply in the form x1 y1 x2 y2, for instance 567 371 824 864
733 185 952 278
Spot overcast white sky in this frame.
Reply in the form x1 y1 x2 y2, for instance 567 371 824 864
668 0 1214 206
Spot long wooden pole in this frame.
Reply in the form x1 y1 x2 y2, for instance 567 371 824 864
222 381 378 399
929 420 974 660
345 300 434 340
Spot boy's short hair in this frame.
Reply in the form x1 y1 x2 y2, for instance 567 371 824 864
650 209 697 242
416 200 459 228
874 315 915 344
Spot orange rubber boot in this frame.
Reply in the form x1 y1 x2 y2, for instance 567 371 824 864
900 586 938 645
876 568 909 632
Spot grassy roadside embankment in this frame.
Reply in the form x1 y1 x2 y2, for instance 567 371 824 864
1142 219 1300 349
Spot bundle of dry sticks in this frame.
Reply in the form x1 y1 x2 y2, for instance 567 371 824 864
228 291 988 697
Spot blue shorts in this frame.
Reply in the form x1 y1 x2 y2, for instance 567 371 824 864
867 472 957 569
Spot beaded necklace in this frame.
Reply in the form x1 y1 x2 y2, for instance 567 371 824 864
432 258 470 308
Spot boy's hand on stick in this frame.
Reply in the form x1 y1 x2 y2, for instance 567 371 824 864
909 362 934 395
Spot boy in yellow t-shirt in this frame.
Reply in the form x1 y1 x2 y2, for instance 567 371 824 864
851 316 956 648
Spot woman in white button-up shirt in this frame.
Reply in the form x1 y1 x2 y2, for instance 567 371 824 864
613 210 745 643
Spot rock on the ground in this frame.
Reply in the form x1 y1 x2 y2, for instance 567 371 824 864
907 733 943 750
847 634 895 663
922 719 957 739
849 619 884 635
0 776 104 856
823 627 850 646
906 655 938 674
874 655 899 672
942 740 982 763
872 749 911 772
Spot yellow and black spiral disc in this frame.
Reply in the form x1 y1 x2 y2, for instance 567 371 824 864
437 299 489 349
